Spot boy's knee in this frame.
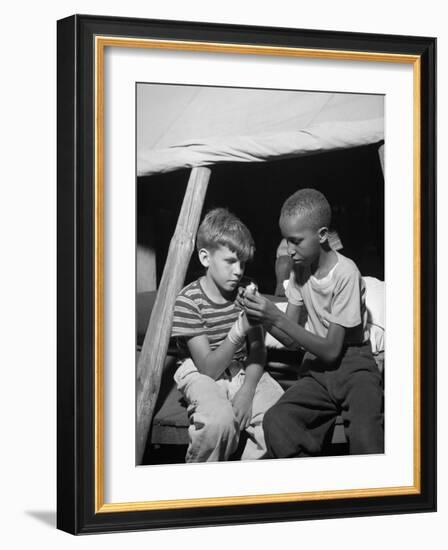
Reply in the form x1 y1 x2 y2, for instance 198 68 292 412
187 403 240 462
263 403 284 437
201 405 238 442
347 420 384 454
345 407 384 455
263 403 311 458
346 373 383 411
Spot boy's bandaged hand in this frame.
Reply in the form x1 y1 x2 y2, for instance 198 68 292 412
239 311 252 333
228 311 250 345
236 282 261 326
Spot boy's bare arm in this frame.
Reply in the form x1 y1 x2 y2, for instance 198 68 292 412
244 294 345 364
187 333 243 380
274 314 345 364
231 325 265 428
265 303 304 350
242 325 266 389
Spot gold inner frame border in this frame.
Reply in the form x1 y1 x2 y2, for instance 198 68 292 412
94 35 421 513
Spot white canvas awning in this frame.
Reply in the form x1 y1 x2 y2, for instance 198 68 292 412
137 86 384 176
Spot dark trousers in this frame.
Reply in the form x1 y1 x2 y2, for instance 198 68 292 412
263 343 384 458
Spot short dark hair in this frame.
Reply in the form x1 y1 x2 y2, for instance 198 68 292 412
196 208 255 262
280 188 331 229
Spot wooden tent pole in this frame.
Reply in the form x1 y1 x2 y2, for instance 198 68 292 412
136 167 211 464
378 143 385 175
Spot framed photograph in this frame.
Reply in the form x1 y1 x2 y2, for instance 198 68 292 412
57 14 436 534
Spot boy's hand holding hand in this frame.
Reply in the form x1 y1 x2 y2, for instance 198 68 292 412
231 384 254 429
243 292 280 328
236 283 260 325
229 282 262 346
227 311 252 345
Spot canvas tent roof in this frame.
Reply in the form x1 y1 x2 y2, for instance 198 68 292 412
137 86 384 176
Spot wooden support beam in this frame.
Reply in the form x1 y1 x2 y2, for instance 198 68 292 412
378 143 384 175
136 167 211 464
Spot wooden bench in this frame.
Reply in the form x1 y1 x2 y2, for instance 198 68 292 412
140 347 349 464
137 290 384 464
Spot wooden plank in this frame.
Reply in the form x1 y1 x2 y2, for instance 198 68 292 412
378 143 384 174
136 167 211 464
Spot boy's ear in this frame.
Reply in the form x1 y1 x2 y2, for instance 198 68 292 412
198 248 210 268
317 226 329 244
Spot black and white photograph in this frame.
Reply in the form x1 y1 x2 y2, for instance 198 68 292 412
136 84 385 467
1 0 442 543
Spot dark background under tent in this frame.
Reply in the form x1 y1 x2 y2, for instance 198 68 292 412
136 142 385 464
137 142 384 295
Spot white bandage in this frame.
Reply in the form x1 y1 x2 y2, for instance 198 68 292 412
227 312 246 346
245 282 258 295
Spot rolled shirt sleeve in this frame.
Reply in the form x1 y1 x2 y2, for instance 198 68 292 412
327 270 363 328
285 270 304 307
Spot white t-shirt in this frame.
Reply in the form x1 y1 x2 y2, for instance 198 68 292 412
285 251 369 345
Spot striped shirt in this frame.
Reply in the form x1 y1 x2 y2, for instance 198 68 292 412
171 279 246 360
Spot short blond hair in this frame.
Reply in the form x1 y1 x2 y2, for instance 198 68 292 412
196 208 255 262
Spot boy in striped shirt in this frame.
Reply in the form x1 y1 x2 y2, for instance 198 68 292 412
172 208 283 462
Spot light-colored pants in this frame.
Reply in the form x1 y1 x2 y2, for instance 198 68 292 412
174 358 284 463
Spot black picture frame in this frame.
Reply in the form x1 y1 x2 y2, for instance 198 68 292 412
57 14 436 535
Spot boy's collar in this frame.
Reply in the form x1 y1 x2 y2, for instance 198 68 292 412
199 276 236 305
